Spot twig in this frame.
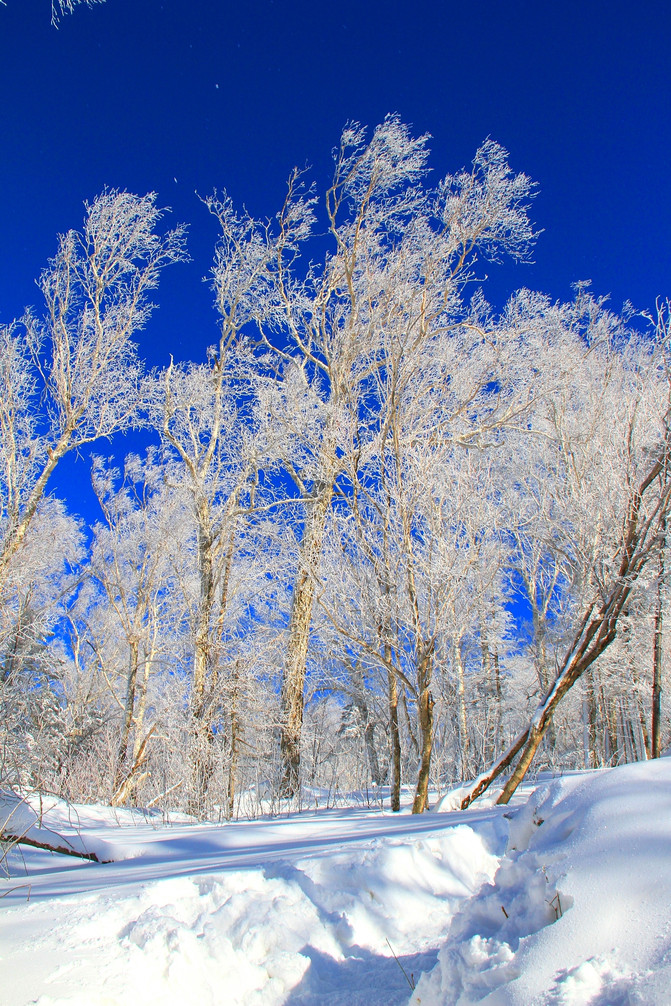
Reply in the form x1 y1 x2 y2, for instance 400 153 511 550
386 937 416 990
547 892 563 919
0 883 32 901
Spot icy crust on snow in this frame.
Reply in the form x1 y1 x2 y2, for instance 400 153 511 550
410 758 671 1005
1 823 499 1006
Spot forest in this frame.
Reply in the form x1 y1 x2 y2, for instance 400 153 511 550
2 117 670 820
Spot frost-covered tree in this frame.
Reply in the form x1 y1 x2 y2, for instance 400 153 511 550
316 337 533 812
0 499 84 790
88 452 190 805
2 122 669 820
0 190 186 601
209 118 538 798
156 282 275 813
461 297 671 807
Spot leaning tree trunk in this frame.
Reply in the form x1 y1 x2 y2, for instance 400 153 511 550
111 724 156 808
459 454 670 810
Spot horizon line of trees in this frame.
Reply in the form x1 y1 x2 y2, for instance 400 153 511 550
1 118 670 819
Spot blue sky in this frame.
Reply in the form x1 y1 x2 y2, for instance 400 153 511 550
0 0 669 509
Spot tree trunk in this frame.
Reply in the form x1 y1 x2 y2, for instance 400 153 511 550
192 508 216 721
652 518 665 757
349 661 384 787
623 608 651 758
412 665 435 814
632 672 651 759
387 668 401 811
188 507 218 815
111 724 156 807
530 599 558 757
113 637 140 796
584 669 599 768
480 616 500 765
279 483 333 797
605 689 620 764
492 647 503 757
227 665 241 820
454 636 469 780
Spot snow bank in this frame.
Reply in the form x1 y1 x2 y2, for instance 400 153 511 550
1 813 499 1005
4 760 670 1004
411 757 671 1005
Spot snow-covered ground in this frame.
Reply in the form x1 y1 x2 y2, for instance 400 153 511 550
2 759 670 1005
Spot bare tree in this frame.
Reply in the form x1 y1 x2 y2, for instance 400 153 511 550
0 190 186 601
460 299 671 808
215 119 538 798
88 453 188 805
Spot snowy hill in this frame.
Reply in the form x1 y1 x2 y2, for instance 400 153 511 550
2 759 670 1005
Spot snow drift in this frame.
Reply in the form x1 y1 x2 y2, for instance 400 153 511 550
2 759 671 1004
413 758 671 1004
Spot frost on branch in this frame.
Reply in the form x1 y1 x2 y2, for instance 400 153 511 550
51 0 106 27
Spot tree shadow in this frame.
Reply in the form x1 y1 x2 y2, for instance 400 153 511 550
284 943 437 1005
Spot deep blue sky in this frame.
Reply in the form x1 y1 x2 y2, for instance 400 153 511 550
1 0 669 508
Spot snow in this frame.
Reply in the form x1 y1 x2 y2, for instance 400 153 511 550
2 760 671 1005
411 758 671 1005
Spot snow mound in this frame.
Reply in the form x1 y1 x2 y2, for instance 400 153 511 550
1 821 498 1005
410 758 671 1005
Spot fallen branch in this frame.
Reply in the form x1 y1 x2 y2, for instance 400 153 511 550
1 830 110 863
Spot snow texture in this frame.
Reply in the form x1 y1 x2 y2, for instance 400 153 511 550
2 759 671 1005
412 758 671 1005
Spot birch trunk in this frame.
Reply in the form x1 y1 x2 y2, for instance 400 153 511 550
584 670 600 768
454 636 469 780
279 482 333 797
188 502 218 814
387 667 402 811
412 648 435 813
652 518 665 758
113 637 140 795
227 663 241 819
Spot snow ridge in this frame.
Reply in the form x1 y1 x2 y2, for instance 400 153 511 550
411 760 671 1005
